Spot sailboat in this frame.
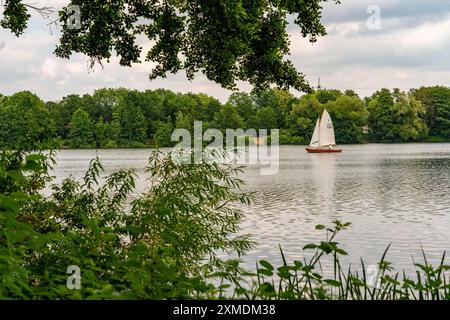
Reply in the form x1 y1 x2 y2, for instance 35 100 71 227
305 109 342 153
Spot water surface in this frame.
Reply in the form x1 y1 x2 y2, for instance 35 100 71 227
52 144 450 272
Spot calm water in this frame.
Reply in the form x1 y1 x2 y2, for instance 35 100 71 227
52 144 450 273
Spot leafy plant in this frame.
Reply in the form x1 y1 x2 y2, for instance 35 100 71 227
1 148 253 299
216 221 450 300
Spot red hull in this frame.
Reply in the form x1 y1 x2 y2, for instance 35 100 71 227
306 148 342 153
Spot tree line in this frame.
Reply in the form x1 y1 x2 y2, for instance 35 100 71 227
0 86 449 149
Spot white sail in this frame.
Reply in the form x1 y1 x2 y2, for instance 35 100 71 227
309 118 320 148
318 109 336 147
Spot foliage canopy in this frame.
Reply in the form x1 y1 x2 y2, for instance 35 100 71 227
1 0 340 91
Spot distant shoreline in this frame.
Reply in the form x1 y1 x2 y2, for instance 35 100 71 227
54 140 450 151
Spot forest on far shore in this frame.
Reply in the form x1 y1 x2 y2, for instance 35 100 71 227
0 86 449 149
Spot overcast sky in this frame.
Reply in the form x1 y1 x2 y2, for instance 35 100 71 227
1 0 450 102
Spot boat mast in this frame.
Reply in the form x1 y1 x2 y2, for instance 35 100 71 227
317 78 322 149
318 115 321 149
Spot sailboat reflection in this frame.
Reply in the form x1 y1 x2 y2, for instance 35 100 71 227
308 153 337 213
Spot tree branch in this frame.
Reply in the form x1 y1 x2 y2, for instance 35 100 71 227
23 2 54 19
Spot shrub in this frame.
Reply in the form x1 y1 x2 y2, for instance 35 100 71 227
0 149 252 299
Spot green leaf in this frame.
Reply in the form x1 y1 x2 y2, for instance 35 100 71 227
335 248 348 256
259 283 276 295
26 154 45 162
102 233 117 242
258 269 274 277
303 244 317 250
325 279 342 287
319 242 333 254
259 260 274 271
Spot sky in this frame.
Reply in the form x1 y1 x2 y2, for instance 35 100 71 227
1 0 450 102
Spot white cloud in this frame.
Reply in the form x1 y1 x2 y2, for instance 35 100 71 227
400 17 450 51
42 58 59 79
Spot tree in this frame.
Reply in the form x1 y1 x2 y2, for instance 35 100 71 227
286 93 323 144
213 104 244 130
57 94 87 139
140 90 166 137
172 94 205 130
367 89 428 142
175 111 193 133
95 117 109 148
252 89 297 128
253 107 278 130
228 92 256 128
1 0 339 91
0 91 55 150
46 101 65 138
108 115 122 148
117 99 148 146
394 92 429 141
69 108 95 148
189 93 222 127
153 118 175 148
344 89 359 97
316 89 342 104
326 95 368 144
413 86 450 139
87 88 127 122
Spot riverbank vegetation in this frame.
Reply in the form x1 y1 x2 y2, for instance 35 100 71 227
0 144 448 300
1 86 450 149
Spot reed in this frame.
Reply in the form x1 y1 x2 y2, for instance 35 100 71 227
214 221 450 300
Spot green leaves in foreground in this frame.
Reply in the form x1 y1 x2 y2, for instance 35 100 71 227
0 149 253 299
0 147 448 300
217 221 449 300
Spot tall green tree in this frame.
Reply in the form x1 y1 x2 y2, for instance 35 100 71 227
174 111 192 133
57 94 87 139
316 89 342 104
87 88 127 122
413 86 450 139
69 108 95 148
228 92 256 128
213 104 244 130
140 90 166 137
253 107 278 130
0 91 55 149
117 101 148 146
327 95 369 144
153 118 175 148
367 89 428 142
252 89 297 128
286 93 323 144
189 93 222 127
108 114 122 148
95 117 109 148
344 89 359 97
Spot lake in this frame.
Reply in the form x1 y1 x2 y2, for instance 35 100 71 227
52 143 450 273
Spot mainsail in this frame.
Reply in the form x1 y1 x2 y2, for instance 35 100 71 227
309 110 336 148
319 109 336 147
